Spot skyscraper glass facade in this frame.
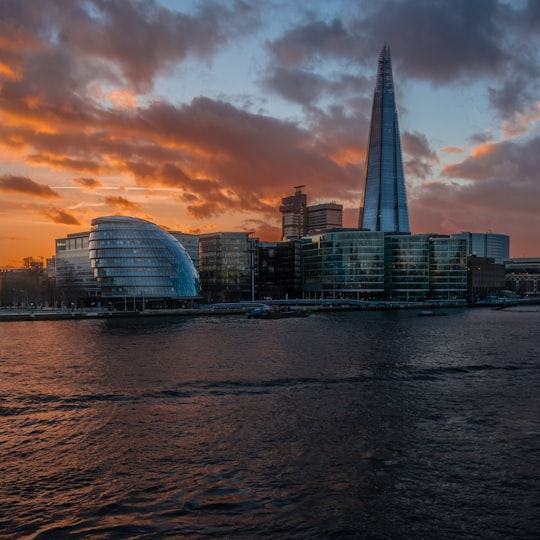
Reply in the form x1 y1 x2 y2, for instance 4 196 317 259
360 45 410 233
88 216 200 304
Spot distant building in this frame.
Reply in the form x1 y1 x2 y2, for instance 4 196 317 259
504 258 540 297
451 232 509 264
359 45 409 233
198 232 256 303
257 240 303 300
280 186 307 240
467 256 506 303
306 203 343 234
280 186 343 240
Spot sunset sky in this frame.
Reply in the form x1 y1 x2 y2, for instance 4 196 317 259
1 0 539 267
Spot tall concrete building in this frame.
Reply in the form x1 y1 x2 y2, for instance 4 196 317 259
280 186 307 240
359 45 409 233
280 186 343 240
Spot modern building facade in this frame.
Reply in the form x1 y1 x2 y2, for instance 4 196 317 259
451 232 509 264
55 231 99 303
302 231 467 301
359 45 409 233
169 231 200 273
302 230 386 300
198 232 256 303
88 216 200 308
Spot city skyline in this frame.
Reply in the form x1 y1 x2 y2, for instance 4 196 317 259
1 0 539 267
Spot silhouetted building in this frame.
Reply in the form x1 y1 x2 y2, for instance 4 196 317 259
504 258 540 297
280 186 307 240
467 255 506 303
198 232 256 303
359 45 409 233
257 240 302 300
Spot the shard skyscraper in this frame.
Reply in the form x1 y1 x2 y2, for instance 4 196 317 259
359 45 410 233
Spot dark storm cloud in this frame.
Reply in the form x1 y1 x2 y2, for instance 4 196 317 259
410 135 540 246
401 131 439 181
262 67 371 107
0 175 60 198
266 18 359 67
443 137 540 184
1 0 262 94
265 0 540 117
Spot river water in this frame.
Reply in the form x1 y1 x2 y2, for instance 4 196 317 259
1 308 539 539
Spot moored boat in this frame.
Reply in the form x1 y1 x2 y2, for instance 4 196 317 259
247 306 310 319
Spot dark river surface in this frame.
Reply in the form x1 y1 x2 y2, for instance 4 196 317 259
1 307 539 539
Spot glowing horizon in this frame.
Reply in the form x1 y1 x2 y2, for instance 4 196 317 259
1 0 539 267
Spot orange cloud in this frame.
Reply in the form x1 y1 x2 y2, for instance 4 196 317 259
43 207 81 225
71 177 103 190
0 175 60 198
442 146 466 154
109 89 138 109
104 195 140 211
471 143 496 158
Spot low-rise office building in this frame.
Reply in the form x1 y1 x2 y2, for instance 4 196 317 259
504 258 540 297
198 232 255 303
301 231 468 301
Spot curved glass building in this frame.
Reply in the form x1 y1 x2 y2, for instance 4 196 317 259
89 216 200 307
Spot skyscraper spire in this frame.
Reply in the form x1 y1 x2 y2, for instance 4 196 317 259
359 45 410 233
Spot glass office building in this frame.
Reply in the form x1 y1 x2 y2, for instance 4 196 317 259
384 234 430 301
88 216 200 307
55 231 99 303
302 230 385 299
429 236 468 300
359 45 410 233
451 232 509 264
198 232 255 303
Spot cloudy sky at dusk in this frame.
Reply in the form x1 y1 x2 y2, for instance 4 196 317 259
1 0 539 267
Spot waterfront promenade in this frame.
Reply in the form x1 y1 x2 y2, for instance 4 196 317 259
1 297 537 322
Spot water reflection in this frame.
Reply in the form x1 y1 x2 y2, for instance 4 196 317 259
1 310 539 538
